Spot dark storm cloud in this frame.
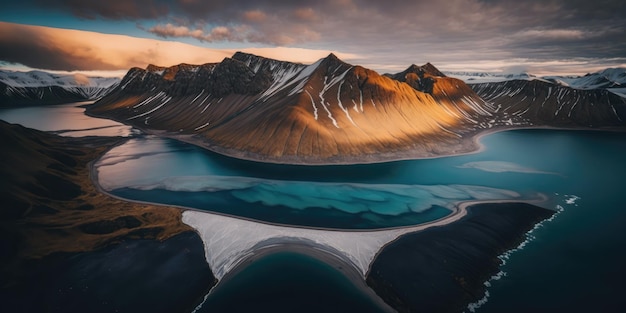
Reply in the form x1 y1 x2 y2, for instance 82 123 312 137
0 23 116 70
34 0 170 19
26 1 626 46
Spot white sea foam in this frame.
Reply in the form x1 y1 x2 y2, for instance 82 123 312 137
465 194 575 312
565 195 580 205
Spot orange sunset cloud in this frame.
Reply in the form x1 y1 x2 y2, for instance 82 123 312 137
0 22 359 72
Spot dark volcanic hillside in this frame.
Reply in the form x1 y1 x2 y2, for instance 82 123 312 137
0 121 217 312
471 80 626 127
88 52 495 163
0 82 88 106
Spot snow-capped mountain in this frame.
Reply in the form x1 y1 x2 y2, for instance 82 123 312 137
448 68 626 97
471 79 626 127
89 52 495 163
543 68 626 90
0 69 120 106
456 67 626 127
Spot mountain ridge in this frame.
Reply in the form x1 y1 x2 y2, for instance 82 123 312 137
447 68 626 92
86 52 626 164
0 69 120 106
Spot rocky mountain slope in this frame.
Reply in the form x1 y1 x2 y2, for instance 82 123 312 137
0 70 119 106
471 79 626 127
88 52 495 163
544 68 626 90
447 67 626 90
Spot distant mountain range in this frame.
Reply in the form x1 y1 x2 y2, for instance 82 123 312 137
447 68 626 94
0 70 120 106
446 68 626 127
85 52 626 163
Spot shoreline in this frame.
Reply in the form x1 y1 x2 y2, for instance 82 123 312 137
157 124 626 165
365 201 558 313
182 195 552 313
84 107 626 165
201 243 397 313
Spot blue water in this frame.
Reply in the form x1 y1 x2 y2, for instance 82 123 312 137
3 102 625 311
96 129 626 311
95 132 563 229
199 251 390 313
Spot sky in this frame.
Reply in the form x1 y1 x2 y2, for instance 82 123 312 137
0 0 625 77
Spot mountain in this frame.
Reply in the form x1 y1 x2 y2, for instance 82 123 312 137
88 53 626 163
543 68 626 90
0 70 120 107
88 52 495 164
445 71 539 83
470 79 626 127
448 68 626 97
443 67 626 127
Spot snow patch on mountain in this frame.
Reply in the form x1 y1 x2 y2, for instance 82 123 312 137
446 72 542 84
0 70 119 89
1 69 121 101
448 68 626 93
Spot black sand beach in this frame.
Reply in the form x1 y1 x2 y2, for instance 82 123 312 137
1 231 215 313
367 202 555 313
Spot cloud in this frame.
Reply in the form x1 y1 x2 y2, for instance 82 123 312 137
242 10 267 23
292 7 318 21
4 1 626 75
0 22 230 71
0 22 358 72
512 29 600 41
148 23 233 42
35 0 170 19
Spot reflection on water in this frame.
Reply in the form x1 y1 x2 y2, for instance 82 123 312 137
0 102 135 137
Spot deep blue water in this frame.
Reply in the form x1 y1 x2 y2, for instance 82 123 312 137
198 251 390 313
